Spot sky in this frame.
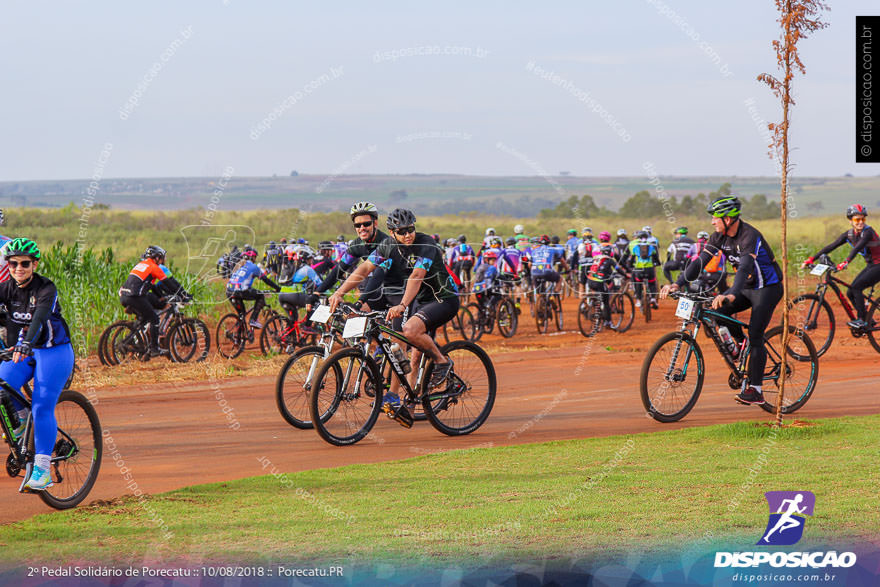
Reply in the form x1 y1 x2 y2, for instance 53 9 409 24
1 0 876 181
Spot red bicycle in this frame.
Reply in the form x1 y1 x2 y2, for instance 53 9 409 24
261 302 322 354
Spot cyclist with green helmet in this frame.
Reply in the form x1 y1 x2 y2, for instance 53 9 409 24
662 195 783 406
0 239 74 490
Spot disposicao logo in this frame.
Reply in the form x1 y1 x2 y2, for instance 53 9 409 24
714 491 857 569
759 490 815 546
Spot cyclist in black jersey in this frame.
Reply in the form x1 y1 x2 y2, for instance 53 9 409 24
328 208 459 389
802 204 880 330
662 195 783 406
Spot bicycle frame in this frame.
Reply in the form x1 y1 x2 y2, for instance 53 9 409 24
674 298 751 381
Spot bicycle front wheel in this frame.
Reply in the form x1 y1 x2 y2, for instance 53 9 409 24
759 325 819 415
422 340 496 436
216 313 245 359
169 318 210 363
866 299 880 354
786 293 834 358
640 332 704 422
309 347 382 446
39 390 102 510
277 345 338 429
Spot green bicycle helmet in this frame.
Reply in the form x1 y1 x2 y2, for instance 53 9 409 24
4 237 41 260
707 195 742 218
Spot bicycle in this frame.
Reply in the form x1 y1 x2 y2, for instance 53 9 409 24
792 254 880 357
104 297 210 365
534 277 563 334
261 300 322 355
640 292 819 422
216 297 279 359
464 288 518 341
308 304 496 446
0 350 102 509
632 268 656 323
439 303 473 344
577 275 635 337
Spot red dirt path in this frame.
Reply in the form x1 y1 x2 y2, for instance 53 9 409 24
1 297 876 523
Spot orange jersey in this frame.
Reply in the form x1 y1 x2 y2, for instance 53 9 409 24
120 258 169 296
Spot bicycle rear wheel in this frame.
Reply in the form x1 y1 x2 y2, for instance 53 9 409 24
277 345 339 429
866 299 880 354
497 298 518 338
216 313 246 359
99 321 133 366
422 340 496 436
465 303 484 342
786 293 834 358
260 314 290 355
110 323 148 365
759 325 819 415
39 390 102 510
535 296 549 334
552 294 563 331
640 332 704 422
309 347 382 446
169 318 210 363
458 305 478 342
609 291 635 333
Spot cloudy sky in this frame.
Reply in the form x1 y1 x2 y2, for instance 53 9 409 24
1 1 875 180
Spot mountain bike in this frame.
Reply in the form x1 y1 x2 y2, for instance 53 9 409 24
640 292 819 422
632 268 656 323
440 303 473 344
261 301 321 355
534 277 564 334
216 297 279 359
308 304 496 446
792 255 880 357
577 275 635 337
0 350 102 509
464 289 518 342
104 297 209 364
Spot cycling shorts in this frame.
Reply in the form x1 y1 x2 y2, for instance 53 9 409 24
411 296 460 335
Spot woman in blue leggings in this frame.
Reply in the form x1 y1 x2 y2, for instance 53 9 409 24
0 238 74 491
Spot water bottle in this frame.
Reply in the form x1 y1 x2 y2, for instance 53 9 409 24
718 326 737 356
389 343 411 374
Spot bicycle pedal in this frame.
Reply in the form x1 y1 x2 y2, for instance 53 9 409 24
382 404 413 428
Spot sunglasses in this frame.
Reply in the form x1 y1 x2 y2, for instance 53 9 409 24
394 226 416 235
8 260 33 268
353 220 374 229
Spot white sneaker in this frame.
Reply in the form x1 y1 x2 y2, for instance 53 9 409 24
635 300 642 308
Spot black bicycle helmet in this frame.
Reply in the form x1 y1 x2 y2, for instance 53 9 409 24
506 237 516 246
337 234 346 241
4 237 41 260
707 195 742 218
349 201 379 220
551 235 560 245
318 240 333 250
458 234 467 243
847 204 868 219
143 245 166 260
539 234 550 245
386 208 416 231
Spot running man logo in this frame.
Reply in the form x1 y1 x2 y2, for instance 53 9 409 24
758 491 816 546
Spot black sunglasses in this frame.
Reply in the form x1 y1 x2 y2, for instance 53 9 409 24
394 226 416 235
8 260 33 268
353 220 374 229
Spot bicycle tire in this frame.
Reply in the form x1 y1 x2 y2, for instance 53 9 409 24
422 340 496 436
759 325 819 415
552 294 564 331
640 331 704 423
110 323 148 365
169 318 210 363
577 298 596 338
260 314 290 355
535 296 549 334
216 313 246 359
644 288 652 323
465 303 483 342
497 298 518 338
99 321 133 366
309 347 383 446
865 299 880 354
458 305 478 342
38 390 102 510
786 293 834 358
277 345 340 429
610 291 635 333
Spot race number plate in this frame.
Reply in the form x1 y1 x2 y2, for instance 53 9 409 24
675 297 696 320
810 264 830 276
342 316 368 339
310 305 332 324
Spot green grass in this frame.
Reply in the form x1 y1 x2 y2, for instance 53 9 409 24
1 415 877 566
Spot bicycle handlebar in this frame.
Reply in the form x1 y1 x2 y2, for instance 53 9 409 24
669 290 715 304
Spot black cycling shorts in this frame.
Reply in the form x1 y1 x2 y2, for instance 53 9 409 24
578 265 591 285
410 296 460 335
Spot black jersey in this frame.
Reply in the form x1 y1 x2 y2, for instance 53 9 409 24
0 273 70 348
705 222 781 291
816 225 880 266
368 232 458 302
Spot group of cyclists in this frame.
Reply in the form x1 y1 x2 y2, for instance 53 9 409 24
200 197 880 413
0 193 874 493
